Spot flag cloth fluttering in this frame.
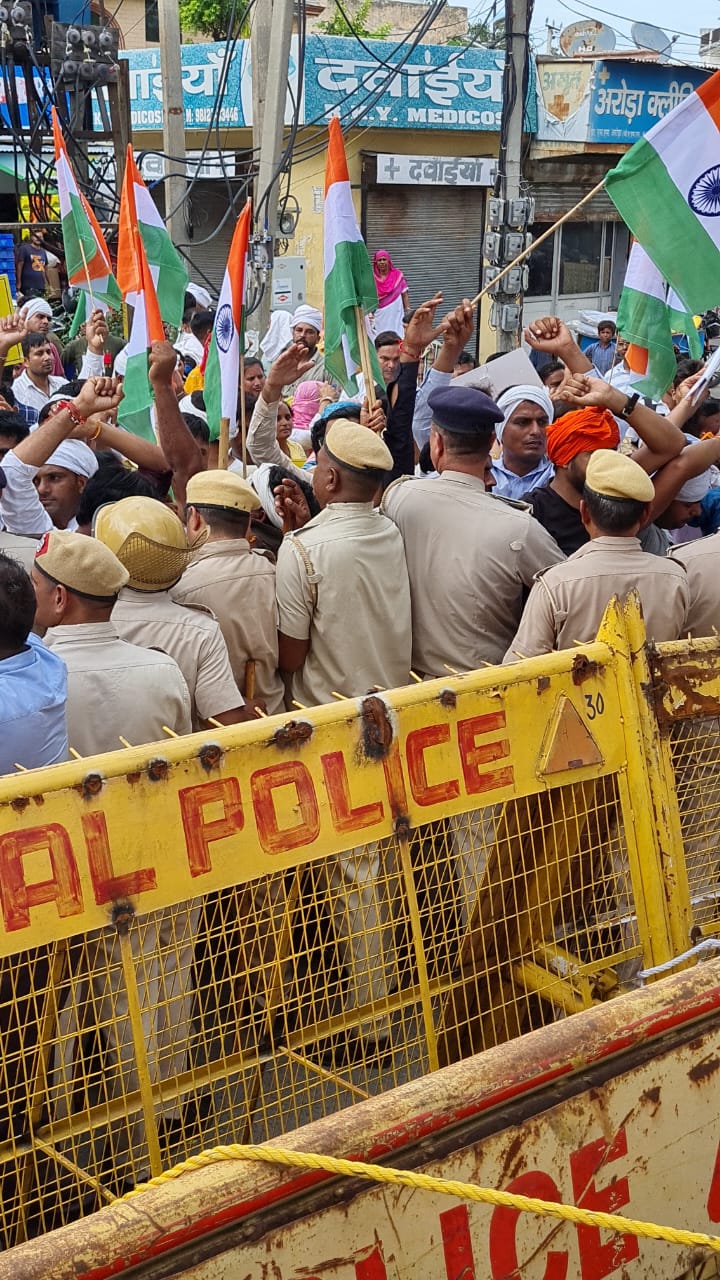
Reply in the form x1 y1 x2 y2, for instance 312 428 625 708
323 116 383 394
52 109 121 311
122 146 188 329
606 68 720 313
204 198 252 444
116 159 166 442
617 241 702 400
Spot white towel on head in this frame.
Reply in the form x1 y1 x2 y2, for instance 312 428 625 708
495 384 554 443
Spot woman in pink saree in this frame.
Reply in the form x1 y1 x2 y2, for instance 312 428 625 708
372 249 409 339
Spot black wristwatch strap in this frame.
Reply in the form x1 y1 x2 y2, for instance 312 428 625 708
619 392 640 420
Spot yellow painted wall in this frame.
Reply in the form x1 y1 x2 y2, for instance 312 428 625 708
285 126 499 359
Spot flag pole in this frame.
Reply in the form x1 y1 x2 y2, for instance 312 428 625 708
354 305 377 408
239 350 247 477
470 179 607 307
77 237 98 314
219 417 230 471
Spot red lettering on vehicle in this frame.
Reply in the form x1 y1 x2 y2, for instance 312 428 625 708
489 1170 569 1279
457 713 514 795
251 761 320 855
441 1204 476 1280
708 1134 720 1222
407 725 461 807
83 811 157 904
569 1128 638 1278
355 1245 387 1280
179 777 244 876
0 824 83 930
321 751 384 832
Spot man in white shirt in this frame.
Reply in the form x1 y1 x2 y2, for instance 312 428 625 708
13 333 66 413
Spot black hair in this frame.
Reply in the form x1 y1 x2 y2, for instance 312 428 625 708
182 413 210 444
455 350 476 369
266 463 321 519
310 403 362 456
243 358 264 375
0 411 29 445
190 503 251 537
0 553 35 650
539 359 565 385
183 305 196 325
183 291 196 313
374 330 401 350
75 461 156 527
21 332 53 356
189 389 206 413
433 423 494 457
673 358 704 388
0 383 16 407
190 309 215 338
485 351 504 364
37 380 86 425
418 441 435 473
685 399 720 438
582 486 647 533
598 320 617 335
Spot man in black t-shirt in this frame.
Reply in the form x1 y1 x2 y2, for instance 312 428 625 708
15 231 56 298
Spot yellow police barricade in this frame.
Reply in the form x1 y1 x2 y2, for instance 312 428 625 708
0 594 699 1247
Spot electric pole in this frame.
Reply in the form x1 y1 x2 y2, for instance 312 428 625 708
494 0 531 354
158 0 187 248
252 0 293 338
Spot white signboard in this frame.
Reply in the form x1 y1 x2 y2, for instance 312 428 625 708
376 154 497 186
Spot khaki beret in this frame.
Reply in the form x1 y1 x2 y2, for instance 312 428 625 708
324 420 392 474
34 530 129 598
186 469 261 513
585 450 654 503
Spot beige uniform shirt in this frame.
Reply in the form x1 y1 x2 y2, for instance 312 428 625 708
381 471 565 676
275 501 412 706
504 535 690 662
668 535 720 638
173 539 285 715
45 621 192 756
112 588 243 727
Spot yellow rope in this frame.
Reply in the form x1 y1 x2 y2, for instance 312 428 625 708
122 1142 720 1255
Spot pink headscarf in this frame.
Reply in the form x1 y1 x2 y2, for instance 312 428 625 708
291 380 321 430
373 250 407 307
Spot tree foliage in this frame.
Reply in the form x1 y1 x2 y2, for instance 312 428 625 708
178 0 251 42
449 18 506 46
317 0 391 39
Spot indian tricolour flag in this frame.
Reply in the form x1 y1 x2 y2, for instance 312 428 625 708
123 145 188 330
52 109 121 310
323 117 383 394
204 199 252 445
116 159 165 441
618 241 701 400
606 68 720 312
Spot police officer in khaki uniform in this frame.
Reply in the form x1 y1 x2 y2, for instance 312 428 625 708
33 529 192 753
504 450 690 662
275 421 412 1064
31 531 197 1187
668 534 720 638
381 386 565 677
94 496 248 729
174 470 285 716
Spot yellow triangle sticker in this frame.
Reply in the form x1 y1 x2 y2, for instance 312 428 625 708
538 694 603 776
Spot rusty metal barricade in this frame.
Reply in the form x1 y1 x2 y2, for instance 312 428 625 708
0 593 707 1247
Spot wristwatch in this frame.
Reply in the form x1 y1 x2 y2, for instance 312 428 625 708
618 392 640 420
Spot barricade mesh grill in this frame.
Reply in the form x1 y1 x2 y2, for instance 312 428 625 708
668 716 720 933
0 774 640 1246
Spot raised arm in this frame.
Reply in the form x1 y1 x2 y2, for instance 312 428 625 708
524 316 593 375
148 340 203 505
561 373 686 470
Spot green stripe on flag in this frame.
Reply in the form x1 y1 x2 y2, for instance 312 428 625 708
203 338 222 443
606 142 720 314
616 284 677 399
139 220 188 330
324 239 384 394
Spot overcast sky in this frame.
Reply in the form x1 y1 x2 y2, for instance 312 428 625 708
461 0 718 64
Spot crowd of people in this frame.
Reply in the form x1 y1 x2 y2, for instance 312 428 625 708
2 282 720 777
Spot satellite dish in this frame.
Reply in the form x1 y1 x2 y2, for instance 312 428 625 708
631 21 672 60
559 19 616 56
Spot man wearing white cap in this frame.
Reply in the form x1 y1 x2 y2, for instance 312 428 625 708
0 376 121 535
187 281 212 311
19 297 64 373
493 384 555 500
283 304 329 395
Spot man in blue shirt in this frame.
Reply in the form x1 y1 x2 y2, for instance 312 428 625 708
492 384 555 500
0 552 67 773
585 321 618 377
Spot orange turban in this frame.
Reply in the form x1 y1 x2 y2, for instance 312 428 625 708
546 407 620 468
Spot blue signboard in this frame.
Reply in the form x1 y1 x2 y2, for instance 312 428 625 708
587 61 710 144
113 34 533 134
303 34 520 131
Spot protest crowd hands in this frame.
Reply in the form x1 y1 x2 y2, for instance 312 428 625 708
267 343 315 392
274 475 312 531
85 309 109 354
360 396 386 434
